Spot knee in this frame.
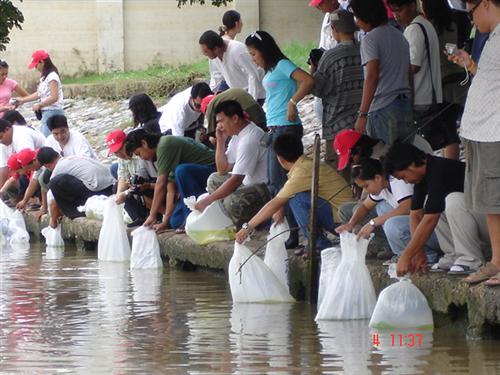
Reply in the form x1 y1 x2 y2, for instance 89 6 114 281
445 192 466 214
383 216 408 239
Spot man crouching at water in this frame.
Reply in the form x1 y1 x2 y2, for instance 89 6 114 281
36 147 115 228
236 133 352 252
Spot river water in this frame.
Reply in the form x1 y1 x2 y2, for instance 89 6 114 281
0 242 499 375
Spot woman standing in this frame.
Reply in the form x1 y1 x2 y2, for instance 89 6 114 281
0 59 28 117
219 10 243 40
17 50 64 136
245 30 314 248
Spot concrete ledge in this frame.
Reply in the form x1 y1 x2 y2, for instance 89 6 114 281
23 212 500 338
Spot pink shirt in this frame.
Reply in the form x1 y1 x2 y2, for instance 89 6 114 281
0 78 17 117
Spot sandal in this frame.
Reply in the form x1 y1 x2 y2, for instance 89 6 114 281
175 228 185 234
448 264 474 275
484 272 500 287
463 262 499 285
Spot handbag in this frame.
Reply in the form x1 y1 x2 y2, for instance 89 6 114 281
413 23 461 151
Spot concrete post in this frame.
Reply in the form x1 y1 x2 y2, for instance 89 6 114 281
96 0 125 73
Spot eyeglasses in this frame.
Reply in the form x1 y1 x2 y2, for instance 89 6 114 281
468 0 482 20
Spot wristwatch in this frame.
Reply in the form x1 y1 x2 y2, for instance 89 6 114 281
242 223 254 235
369 219 376 227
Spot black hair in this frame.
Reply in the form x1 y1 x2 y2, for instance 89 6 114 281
421 0 455 35
245 30 288 72
199 30 225 49
128 93 159 127
214 100 244 119
47 114 68 131
37 147 60 165
191 82 213 99
0 59 8 68
3 110 26 125
0 118 12 132
351 134 380 160
219 10 241 36
273 133 303 163
383 143 427 175
351 158 383 181
349 0 388 28
41 56 60 80
386 0 416 7
125 128 161 154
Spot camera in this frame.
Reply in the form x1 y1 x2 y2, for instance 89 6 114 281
129 175 146 195
445 43 457 56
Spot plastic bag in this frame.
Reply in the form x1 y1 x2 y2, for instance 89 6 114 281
130 226 163 269
263 220 290 288
0 199 13 219
315 232 376 320
228 241 294 303
41 225 65 248
77 195 108 220
8 210 30 246
98 197 131 262
185 194 236 245
369 264 434 330
317 246 342 308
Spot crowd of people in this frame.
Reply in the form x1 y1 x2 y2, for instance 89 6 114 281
1 0 499 287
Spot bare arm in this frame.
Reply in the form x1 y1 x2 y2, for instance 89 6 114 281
287 68 315 122
0 166 9 188
36 81 59 109
195 174 244 212
14 84 29 98
17 178 41 210
336 197 376 233
215 128 231 174
355 59 379 134
143 173 167 227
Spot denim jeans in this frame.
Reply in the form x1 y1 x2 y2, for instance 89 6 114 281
367 95 413 145
288 191 336 251
41 108 65 137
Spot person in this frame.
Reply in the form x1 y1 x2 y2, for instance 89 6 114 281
235 132 352 252
44 115 96 158
199 30 265 102
219 10 243 40
336 158 440 265
349 0 414 145
383 143 466 276
16 50 64 137
312 9 364 169
245 30 315 249
309 0 341 50
194 101 269 227
36 147 114 227
128 93 161 134
447 0 500 286
158 85 204 137
3 110 27 126
125 129 215 232
0 59 28 117
0 119 45 188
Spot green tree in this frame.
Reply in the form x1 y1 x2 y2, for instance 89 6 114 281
177 0 232 7
0 0 23 51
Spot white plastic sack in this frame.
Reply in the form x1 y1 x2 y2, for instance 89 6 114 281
130 226 163 269
8 210 29 246
369 264 434 330
185 194 236 245
98 198 131 262
0 199 13 219
317 246 342 308
315 232 376 320
41 225 64 248
263 220 290 288
77 195 108 220
228 241 294 303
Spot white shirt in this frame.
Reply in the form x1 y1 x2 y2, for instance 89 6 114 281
37 72 64 110
226 122 267 186
209 40 266 100
158 87 201 136
45 129 96 159
460 23 500 142
404 16 443 106
319 13 337 50
51 155 115 192
370 176 414 208
0 125 46 168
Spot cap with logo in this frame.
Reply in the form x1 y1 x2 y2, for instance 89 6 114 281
106 129 126 156
28 50 50 69
333 129 362 171
201 94 216 114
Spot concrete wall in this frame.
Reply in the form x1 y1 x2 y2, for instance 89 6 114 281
2 0 323 87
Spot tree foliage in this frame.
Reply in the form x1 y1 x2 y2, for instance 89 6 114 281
0 0 24 51
177 0 232 7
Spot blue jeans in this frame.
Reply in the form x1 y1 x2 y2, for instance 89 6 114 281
41 108 65 137
367 95 413 145
289 191 336 251
170 163 216 229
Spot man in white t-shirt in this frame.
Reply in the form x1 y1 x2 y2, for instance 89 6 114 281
336 158 440 264
199 30 266 102
0 119 45 188
194 100 269 227
158 86 204 137
44 115 96 158
36 147 114 227
309 0 340 50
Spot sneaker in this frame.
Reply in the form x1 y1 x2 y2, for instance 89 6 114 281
448 264 474 275
383 255 400 266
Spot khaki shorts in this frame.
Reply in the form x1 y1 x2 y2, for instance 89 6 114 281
464 138 500 214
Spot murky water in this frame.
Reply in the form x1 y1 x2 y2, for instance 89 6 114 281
1 242 499 375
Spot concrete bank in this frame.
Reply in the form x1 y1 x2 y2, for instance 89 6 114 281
23 212 500 339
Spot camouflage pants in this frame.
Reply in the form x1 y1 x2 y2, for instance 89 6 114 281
207 173 271 228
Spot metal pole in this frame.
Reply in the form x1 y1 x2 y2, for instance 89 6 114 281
306 134 321 304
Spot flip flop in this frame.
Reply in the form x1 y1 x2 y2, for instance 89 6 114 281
484 272 500 287
463 262 499 285
448 264 474 275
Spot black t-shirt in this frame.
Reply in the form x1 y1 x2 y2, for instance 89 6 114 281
411 155 465 214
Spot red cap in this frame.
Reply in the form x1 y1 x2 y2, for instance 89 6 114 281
28 50 50 69
16 148 37 167
106 129 126 156
7 153 21 171
333 129 362 170
309 0 323 6
201 94 216 114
